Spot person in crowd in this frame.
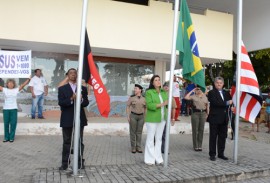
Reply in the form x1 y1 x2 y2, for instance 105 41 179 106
29 69 48 119
265 91 270 133
0 78 31 142
185 87 209 151
161 81 176 154
172 75 181 121
144 75 168 165
252 112 261 132
58 68 89 171
0 78 4 87
251 92 263 132
126 84 146 153
186 82 196 116
229 105 236 140
205 85 211 96
207 77 232 161
180 82 188 116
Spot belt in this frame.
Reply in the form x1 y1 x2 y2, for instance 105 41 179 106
193 109 206 113
131 111 144 115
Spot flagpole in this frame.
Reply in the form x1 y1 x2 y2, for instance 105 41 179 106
164 0 179 168
234 0 243 164
73 0 88 175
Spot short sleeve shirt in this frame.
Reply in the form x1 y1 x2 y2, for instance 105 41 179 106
28 76 48 95
2 88 19 109
190 94 208 110
172 82 180 97
127 96 146 114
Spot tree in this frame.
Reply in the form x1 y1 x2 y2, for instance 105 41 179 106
250 49 270 92
254 48 270 59
204 50 270 92
205 60 235 88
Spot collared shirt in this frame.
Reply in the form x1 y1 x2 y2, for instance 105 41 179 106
28 75 48 95
190 94 208 110
69 82 77 93
219 90 224 101
127 95 146 114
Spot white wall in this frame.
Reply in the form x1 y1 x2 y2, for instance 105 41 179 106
0 0 233 60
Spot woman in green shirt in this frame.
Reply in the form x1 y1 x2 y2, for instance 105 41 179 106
144 75 168 165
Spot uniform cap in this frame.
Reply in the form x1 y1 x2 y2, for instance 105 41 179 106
135 84 143 90
163 81 169 87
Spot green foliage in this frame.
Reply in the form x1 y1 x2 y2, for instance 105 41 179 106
204 49 270 91
254 48 270 59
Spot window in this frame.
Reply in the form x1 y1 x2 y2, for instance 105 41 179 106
0 51 154 117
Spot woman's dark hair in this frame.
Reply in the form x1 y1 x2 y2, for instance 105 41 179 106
148 75 160 90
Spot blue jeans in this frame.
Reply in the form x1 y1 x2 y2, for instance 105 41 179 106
31 94 44 118
181 98 187 114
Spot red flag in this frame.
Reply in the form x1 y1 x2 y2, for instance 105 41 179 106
231 41 262 123
82 31 110 117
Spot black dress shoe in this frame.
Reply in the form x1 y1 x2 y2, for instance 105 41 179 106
210 156 216 161
218 155 229 160
59 165 68 171
131 149 136 153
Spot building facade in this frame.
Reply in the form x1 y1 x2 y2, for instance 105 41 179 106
0 0 233 117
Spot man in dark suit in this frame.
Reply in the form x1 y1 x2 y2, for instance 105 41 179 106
207 77 232 161
58 68 89 170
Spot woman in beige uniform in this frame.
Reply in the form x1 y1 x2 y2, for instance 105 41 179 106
185 87 209 151
126 84 146 153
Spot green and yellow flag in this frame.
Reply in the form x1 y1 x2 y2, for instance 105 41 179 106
176 0 205 91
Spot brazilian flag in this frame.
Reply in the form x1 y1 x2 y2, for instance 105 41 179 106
176 0 206 91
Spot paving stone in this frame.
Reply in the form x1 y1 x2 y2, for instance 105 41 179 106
1 123 270 183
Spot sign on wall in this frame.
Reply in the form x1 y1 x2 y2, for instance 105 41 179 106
0 50 31 78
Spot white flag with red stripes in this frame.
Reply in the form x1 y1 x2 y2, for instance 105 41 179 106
231 41 262 123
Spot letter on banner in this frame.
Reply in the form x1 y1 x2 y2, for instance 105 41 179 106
0 50 32 78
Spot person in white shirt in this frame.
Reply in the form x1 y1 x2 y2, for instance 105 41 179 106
172 75 181 121
28 69 48 119
0 78 31 142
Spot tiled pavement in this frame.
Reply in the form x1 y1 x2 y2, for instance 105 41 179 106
1 130 270 183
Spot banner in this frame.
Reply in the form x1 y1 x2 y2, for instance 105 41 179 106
0 50 31 78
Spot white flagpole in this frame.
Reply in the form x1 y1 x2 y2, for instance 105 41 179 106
234 0 243 164
73 0 88 175
164 0 179 168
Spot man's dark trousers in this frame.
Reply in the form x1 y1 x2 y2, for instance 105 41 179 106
209 122 227 157
62 127 84 168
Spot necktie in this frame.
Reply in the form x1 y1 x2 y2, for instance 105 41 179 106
219 91 224 101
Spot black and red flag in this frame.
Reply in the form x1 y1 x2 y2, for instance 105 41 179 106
82 30 110 117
